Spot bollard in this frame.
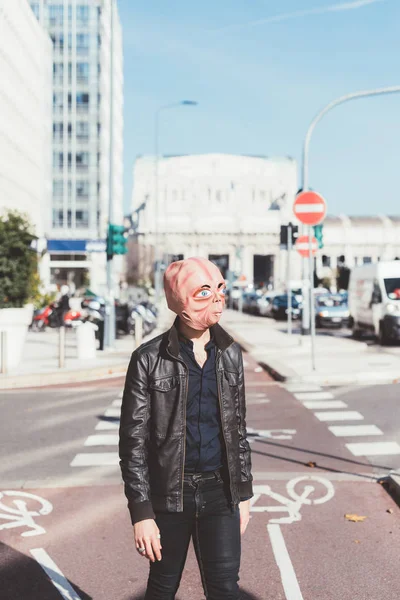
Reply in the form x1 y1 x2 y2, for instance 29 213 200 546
134 313 143 349
1 331 7 374
59 326 66 368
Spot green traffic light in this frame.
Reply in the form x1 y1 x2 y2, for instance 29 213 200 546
107 223 128 258
313 224 324 249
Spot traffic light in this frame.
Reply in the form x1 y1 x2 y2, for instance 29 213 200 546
313 224 324 249
280 224 299 248
106 223 128 259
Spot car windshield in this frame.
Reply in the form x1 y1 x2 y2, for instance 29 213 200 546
384 278 400 300
317 296 347 307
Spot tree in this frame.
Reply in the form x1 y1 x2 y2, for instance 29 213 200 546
0 211 37 308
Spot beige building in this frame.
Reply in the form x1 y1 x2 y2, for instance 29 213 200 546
131 153 298 287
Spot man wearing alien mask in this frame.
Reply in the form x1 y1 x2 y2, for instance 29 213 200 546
119 257 253 599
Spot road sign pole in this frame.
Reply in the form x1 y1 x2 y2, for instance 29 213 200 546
287 222 292 337
308 226 316 370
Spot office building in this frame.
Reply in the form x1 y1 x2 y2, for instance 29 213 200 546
31 0 123 291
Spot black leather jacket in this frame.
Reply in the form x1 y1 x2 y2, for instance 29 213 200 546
119 318 253 524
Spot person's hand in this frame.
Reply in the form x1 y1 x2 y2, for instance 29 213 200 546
133 519 162 562
239 500 251 535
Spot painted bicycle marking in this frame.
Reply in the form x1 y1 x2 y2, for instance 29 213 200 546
250 476 335 524
0 490 53 537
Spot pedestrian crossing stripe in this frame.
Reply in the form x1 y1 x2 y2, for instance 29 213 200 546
95 421 119 430
345 442 400 456
328 425 383 437
84 434 118 446
70 453 119 467
294 392 334 401
314 411 364 422
303 401 347 410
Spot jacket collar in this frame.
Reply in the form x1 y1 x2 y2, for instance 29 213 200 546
164 316 234 359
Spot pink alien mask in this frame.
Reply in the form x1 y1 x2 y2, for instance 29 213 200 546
164 257 226 331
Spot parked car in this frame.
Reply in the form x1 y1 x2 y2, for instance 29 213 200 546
271 295 301 321
258 292 276 317
243 291 261 314
315 295 350 328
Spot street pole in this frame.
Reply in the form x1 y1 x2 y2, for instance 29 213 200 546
301 85 400 364
153 101 198 305
287 222 292 337
308 226 316 370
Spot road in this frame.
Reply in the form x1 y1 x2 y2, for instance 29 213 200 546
1 353 399 600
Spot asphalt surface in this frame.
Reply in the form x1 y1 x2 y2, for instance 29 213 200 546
1 353 400 599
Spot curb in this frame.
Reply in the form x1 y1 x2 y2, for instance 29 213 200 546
384 474 400 507
0 361 129 389
224 323 400 387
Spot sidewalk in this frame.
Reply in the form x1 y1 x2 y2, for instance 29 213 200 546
0 303 174 389
221 310 400 386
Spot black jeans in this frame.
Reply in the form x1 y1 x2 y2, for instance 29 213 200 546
144 471 241 600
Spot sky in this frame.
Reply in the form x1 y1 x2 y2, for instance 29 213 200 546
118 0 400 216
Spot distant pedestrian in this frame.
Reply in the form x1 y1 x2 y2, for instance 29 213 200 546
119 257 253 599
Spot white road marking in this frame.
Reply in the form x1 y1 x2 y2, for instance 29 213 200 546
30 548 83 600
294 391 334 401
247 393 270 399
328 425 383 437
103 408 121 418
268 524 304 600
0 491 53 537
285 383 321 393
112 399 122 407
95 421 119 430
314 411 364 422
70 453 119 467
247 427 297 440
84 435 118 446
303 401 348 410
254 367 263 373
345 442 400 456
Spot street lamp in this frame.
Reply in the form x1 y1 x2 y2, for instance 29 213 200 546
154 100 198 304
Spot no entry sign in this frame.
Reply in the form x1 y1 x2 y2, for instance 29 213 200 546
296 235 318 258
293 191 327 226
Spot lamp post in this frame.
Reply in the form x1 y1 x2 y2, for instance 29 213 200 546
154 100 198 304
300 84 400 343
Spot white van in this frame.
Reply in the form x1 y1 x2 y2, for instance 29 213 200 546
348 261 400 344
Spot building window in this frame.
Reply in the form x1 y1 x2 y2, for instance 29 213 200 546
53 152 64 168
77 34 90 55
52 209 64 227
322 255 331 267
77 62 89 83
76 210 89 228
53 181 63 196
53 62 64 83
363 256 372 264
97 123 101 136
31 3 40 19
76 181 89 197
76 152 89 169
53 123 63 140
76 93 89 114
49 5 64 27
76 121 89 140
77 5 90 26
53 92 63 110
216 190 221 203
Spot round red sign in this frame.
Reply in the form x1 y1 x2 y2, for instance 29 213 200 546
296 235 318 258
293 191 327 226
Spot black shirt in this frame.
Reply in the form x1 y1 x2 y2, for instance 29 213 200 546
179 335 223 473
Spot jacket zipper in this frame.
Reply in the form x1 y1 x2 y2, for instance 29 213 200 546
166 347 188 512
216 350 234 505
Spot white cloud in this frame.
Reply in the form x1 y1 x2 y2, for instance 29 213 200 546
208 0 386 34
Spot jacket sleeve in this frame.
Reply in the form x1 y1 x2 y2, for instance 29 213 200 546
237 347 253 500
119 349 155 525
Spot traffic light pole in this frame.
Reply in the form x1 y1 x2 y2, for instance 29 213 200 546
287 222 292 337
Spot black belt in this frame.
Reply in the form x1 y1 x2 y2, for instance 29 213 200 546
183 469 221 482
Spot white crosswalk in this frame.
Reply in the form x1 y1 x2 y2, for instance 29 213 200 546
286 383 400 457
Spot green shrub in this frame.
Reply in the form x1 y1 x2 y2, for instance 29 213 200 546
0 211 37 308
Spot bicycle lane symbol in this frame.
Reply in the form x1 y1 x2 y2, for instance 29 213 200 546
0 490 53 537
250 477 335 600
